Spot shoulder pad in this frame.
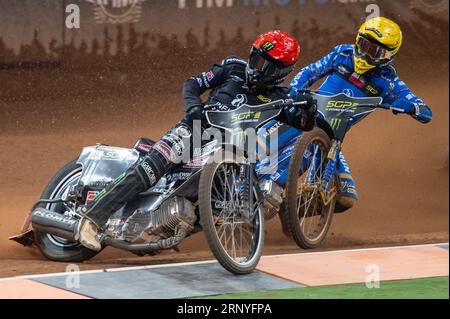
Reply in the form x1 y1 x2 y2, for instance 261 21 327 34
376 64 398 79
333 44 355 55
222 56 247 66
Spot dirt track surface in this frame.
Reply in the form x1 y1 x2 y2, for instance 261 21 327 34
0 74 448 278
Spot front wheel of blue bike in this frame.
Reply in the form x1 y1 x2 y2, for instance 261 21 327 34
284 128 337 250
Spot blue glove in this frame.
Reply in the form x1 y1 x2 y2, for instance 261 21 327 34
410 103 433 124
392 99 432 124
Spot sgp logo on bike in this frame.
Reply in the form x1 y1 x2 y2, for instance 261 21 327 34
326 100 358 111
231 111 262 123
88 150 120 161
86 0 146 24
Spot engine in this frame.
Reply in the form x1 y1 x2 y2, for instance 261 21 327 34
120 197 197 244
260 180 284 220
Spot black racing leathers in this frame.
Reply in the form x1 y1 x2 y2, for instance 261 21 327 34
81 56 316 227
185 56 289 112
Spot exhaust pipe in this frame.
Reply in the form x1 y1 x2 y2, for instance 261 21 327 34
101 223 191 252
31 208 79 242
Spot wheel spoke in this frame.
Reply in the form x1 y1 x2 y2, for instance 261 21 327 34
209 162 261 266
212 180 224 201
295 140 332 243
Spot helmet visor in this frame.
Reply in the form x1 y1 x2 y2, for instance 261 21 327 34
249 49 294 79
249 51 281 77
356 36 393 60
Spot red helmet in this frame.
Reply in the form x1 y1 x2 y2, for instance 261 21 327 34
246 30 300 89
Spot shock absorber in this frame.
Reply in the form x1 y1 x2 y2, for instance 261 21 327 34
238 165 250 203
238 164 253 219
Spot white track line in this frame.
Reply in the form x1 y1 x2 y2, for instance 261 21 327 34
0 260 219 281
262 242 449 259
1 242 447 282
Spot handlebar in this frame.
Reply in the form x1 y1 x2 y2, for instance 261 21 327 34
293 88 407 113
203 92 406 115
369 103 409 114
203 99 297 114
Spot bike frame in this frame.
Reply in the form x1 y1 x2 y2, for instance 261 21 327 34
305 92 388 203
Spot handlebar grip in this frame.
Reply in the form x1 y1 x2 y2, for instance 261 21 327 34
292 88 311 93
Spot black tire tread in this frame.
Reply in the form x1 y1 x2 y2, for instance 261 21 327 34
34 159 99 262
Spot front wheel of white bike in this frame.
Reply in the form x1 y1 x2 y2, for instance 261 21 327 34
199 151 265 275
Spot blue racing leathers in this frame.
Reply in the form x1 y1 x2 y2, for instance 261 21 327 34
290 44 432 212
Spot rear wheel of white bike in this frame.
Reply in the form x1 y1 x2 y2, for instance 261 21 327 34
199 151 264 275
34 159 101 262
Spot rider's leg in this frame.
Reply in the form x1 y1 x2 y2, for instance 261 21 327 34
77 119 195 251
335 152 358 213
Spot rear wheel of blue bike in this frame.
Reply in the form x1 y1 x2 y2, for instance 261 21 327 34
285 128 337 249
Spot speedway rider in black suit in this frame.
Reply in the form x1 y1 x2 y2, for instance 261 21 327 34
76 30 318 251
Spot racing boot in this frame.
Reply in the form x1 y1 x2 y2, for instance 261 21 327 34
334 153 358 213
76 148 169 251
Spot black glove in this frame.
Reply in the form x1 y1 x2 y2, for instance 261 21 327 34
296 93 317 111
186 104 206 122
284 93 317 131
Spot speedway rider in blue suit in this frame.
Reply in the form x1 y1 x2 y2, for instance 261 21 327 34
290 17 433 213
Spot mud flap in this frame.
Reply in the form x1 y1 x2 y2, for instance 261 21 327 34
9 230 35 247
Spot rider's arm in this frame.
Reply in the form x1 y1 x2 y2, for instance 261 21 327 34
383 73 433 124
290 45 344 92
183 56 246 113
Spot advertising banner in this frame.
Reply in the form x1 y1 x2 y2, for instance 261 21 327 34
0 0 448 65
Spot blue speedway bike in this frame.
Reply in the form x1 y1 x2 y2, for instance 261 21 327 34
278 92 396 249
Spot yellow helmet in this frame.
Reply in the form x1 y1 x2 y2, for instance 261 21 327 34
354 17 403 74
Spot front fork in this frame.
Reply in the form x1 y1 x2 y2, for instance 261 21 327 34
298 140 340 209
238 162 256 219
305 139 340 186
302 140 338 205
323 140 341 190
320 140 341 205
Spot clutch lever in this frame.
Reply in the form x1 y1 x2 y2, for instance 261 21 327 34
377 103 407 114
